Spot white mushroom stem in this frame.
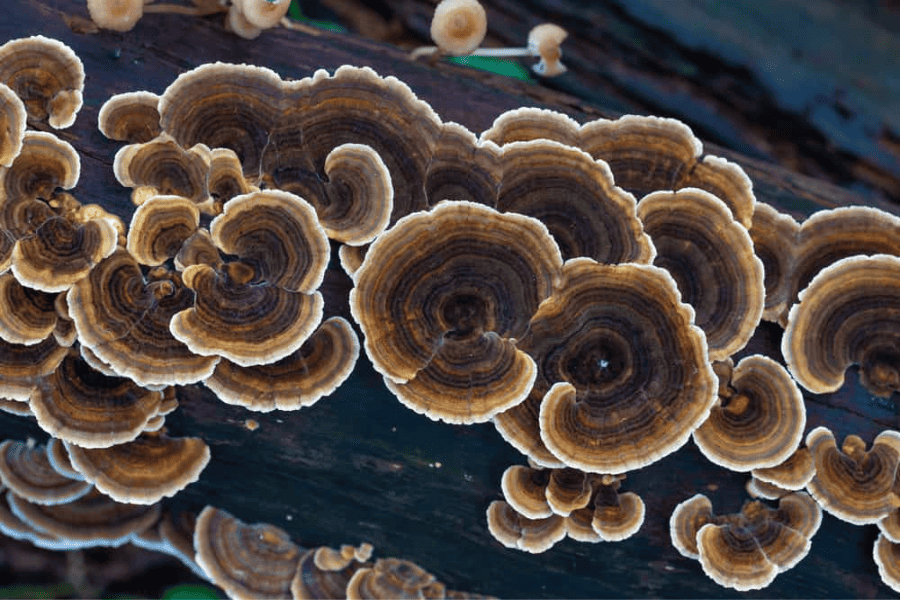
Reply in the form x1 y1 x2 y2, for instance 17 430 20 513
410 45 531 60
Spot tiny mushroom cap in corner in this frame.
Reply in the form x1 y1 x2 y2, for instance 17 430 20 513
86 0 144 32
528 24 568 76
430 0 488 56
240 0 292 29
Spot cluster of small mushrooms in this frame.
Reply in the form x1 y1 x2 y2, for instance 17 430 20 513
0 12 899 598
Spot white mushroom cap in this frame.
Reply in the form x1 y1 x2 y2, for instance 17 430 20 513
86 0 144 32
430 0 488 55
528 23 568 76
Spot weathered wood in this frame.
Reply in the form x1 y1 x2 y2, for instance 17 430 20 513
1 1 898 597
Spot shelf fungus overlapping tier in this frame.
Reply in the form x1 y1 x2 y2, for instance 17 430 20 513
345 557 447 599
350 201 562 424
747 202 801 323
292 544 372 600
751 446 816 492
498 258 715 474
485 500 567 554
0 440 91 506
126 195 201 267
783 254 900 397
0 272 58 345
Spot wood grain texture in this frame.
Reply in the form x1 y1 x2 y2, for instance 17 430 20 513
1 1 898 597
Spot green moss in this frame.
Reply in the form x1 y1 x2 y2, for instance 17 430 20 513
445 56 536 83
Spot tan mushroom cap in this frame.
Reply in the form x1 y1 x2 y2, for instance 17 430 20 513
693 355 805 471
0 440 91 506
1 132 80 211
638 189 763 360
696 521 778 591
171 262 324 367
670 493 715 559
194 505 303 600
480 107 581 148
207 147 258 214
0 272 58 345
528 24 568 77
486 499 566 554
45 436 83 481
114 134 212 206
752 446 816 491
783 254 900 397
351 201 561 423
0 36 84 129
528 259 715 474
8 487 160 548
746 476 789 500
0 83 26 167
0 399 32 417
205 316 359 412
804 426 900 525
209 189 330 293
64 431 209 505
880 510 900 544
86 0 144 32
771 491 822 540
545 468 593 517
292 546 371 600
0 336 67 401
240 0 292 29
500 465 552 519
497 140 654 264
226 3 264 40
346 557 443 600
492 384 565 469
126 195 200 267
29 350 163 449
313 543 374 571
67 250 220 387
874 533 900 594
681 155 756 229
591 488 645 542
430 0 487 55
749 202 801 322
98 91 161 143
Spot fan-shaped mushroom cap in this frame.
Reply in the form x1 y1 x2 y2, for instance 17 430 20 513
0 336 67 401
528 24 568 77
11 215 118 293
0 489 66 549
430 0 487 55
784 254 900 397
804 426 900 524
194 505 303 600
425 122 501 208
493 385 565 469
9 487 160 548
771 491 822 540
746 477 791 500
0 399 31 417
752 446 816 491
64 431 209 505
29 351 163 448
638 189 763 360
1 132 79 214
499 465 552 519
0 36 84 129
0 273 58 345
544 468 593 517
486 500 565 554
526 258 715 473
497 140 654 264
591 489 645 542
670 493 716 559
126 195 200 266
880 510 900 544
696 521 778 591
0 440 91 506
0 83 26 167
114 134 211 206
67 249 220 387
86 0 144 32
206 147 257 213
351 201 562 423
313 543 374 571
480 107 580 148
874 533 900 594
45 437 83 481
204 316 359 412
681 155 755 228
693 355 805 471
291 546 370 599
98 91 161 143
749 202 801 322
346 557 443 599
209 189 330 293
240 0 291 29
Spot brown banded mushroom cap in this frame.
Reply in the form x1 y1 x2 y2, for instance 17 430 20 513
0 399 32 417
240 0 292 29
207 147 258 214
804 426 900 524
874 533 900 594
98 91 161 144
526 258 715 474
194 505 303 600
492 385 565 469
544 467 593 517
752 446 816 491
291 546 371 599
591 488 645 542
480 107 581 148
8 487 161 548
485 499 566 554
29 350 163 449
693 355 805 471
126 195 200 267
0 83 26 167
637 188 763 361
0 488 65 549
695 521 778 591
499 464 552 519
748 202 801 323
784 254 900 397
0 36 84 129
0 440 91 506
209 189 330 293
113 134 212 206
86 0 144 32
1 131 80 209
346 557 442 599
0 272 58 345
204 316 359 412
497 139 654 264
45 436 83 481
880 510 900 544
64 431 209 505
0 336 67 401
746 476 792 500
430 0 488 55
350 201 562 424
771 491 822 540
174 229 222 272
424 122 501 209
67 249 220 387
528 24 568 77
681 155 756 229
669 493 716 559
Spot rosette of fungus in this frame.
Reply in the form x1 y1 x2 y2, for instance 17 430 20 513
98 91 161 144
170 189 329 367
565 475 645 543
113 133 212 207
126 195 200 267
0 36 84 129
783 254 900 397
350 201 563 424
500 258 715 474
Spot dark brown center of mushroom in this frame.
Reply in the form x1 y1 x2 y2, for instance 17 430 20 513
440 293 488 339
565 339 624 388
860 347 900 397
223 261 257 286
